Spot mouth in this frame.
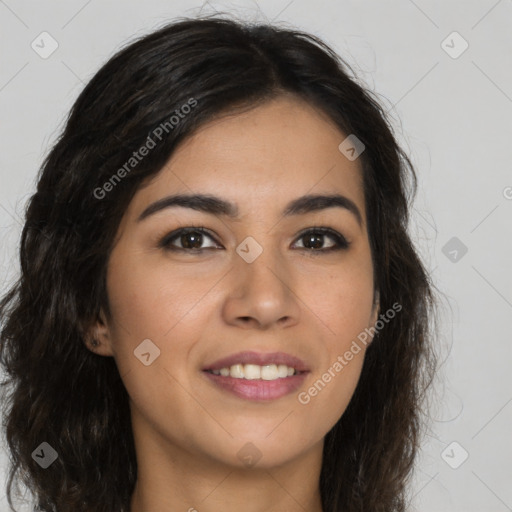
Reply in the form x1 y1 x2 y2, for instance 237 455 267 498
202 351 310 401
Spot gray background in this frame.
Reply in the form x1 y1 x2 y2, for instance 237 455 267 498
1 1 511 511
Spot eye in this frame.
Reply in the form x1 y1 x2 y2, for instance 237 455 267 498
159 227 221 252
292 227 350 252
159 226 350 253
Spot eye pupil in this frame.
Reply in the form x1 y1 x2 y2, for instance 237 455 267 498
182 232 203 249
304 234 323 249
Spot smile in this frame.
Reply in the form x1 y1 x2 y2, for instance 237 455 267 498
202 350 310 401
206 363 301 380
202 370 308 401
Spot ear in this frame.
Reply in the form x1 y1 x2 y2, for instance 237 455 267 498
84 309 115 357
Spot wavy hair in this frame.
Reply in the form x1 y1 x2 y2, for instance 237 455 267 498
0 15 437 512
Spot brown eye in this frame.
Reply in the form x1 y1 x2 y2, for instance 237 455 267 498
293 228 349 252
159 226 349 254
178 231 204 249
159 227 220 251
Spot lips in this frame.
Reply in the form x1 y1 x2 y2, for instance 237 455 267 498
201 350 310 401
203 371 308 401
202 350 310 373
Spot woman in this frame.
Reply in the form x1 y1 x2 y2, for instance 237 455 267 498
0 15 437 512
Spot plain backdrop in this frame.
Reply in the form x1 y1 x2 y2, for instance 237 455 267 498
0 1 511 511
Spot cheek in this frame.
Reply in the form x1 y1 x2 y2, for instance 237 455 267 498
294 253 373 420
294 336 367 447
105 248 207 340
104 248 219 390
303 256 375 336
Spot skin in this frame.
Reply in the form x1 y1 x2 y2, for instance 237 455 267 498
87 93 379 512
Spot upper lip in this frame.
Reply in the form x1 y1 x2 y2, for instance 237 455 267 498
203 351 310 372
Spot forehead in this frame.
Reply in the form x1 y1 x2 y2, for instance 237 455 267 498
127 95 366 224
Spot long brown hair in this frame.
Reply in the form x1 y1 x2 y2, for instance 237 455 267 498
0 15 437 512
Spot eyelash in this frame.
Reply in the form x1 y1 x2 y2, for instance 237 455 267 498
158 225 350 253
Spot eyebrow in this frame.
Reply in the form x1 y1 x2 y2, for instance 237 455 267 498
137 192 363 227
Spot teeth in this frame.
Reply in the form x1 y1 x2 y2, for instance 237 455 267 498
210 363 298 380
231 364 244 379
244 364 261 380
278 364 289 378
261 364 278 380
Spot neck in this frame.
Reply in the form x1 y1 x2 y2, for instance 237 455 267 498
129 426 324 512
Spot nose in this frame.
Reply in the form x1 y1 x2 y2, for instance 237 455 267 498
221 244 301 330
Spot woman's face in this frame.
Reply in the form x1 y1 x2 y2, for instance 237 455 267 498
90 94 379 469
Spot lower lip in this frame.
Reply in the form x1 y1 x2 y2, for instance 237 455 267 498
202 371 308 401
